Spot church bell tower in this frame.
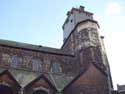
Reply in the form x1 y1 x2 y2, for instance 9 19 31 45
62 6 113 91
62 6 101 54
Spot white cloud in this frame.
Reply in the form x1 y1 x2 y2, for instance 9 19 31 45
105 2 121 15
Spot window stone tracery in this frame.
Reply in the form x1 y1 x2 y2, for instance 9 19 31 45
51 63 62 73
10 55 23 68
31 58 43 72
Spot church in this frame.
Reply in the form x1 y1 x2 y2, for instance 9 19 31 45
0 6 114 94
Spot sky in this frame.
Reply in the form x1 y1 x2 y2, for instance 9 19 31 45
0 0 125 89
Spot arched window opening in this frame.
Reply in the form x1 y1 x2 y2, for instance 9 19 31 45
31 58 43 72
51 63 62 73
10 55 22 68
0 84 13 94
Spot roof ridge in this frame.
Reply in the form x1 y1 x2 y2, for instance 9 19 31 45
0 39 74 56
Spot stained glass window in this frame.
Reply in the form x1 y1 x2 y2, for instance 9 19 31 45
10 55 22 68
31 59 42 72
51 63 62 73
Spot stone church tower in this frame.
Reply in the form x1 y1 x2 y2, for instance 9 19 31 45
62 6 112 76
61 6 113 94
0 6 113 94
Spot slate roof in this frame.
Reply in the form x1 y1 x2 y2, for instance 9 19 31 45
45 73 75 91
10 69 41 87
0 39 74 56
0 68 75 91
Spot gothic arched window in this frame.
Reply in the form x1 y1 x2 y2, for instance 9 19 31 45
31 58 42 72
10 55 22 68
51 63 62 73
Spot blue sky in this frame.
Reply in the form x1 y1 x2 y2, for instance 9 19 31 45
0 0 125 89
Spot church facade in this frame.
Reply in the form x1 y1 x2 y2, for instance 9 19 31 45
0 6 113 94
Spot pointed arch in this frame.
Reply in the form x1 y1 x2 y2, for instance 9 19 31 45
0 70 21 94
0 84 13 94
33 86 49 94
24 74 57 94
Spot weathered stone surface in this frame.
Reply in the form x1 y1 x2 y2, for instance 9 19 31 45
0 6 112 94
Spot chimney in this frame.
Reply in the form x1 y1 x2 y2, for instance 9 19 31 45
80 6 85 11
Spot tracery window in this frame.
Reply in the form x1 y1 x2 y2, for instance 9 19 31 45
51 63 62 73
1 53 11 66
10 55 22 68
31 59 42 72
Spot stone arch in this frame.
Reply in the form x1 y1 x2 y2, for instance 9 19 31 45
0 70 21 94
24 74 57 94
33 86 49 94
0 83 13 94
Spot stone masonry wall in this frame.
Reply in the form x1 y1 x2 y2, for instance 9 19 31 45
0 45 77 74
